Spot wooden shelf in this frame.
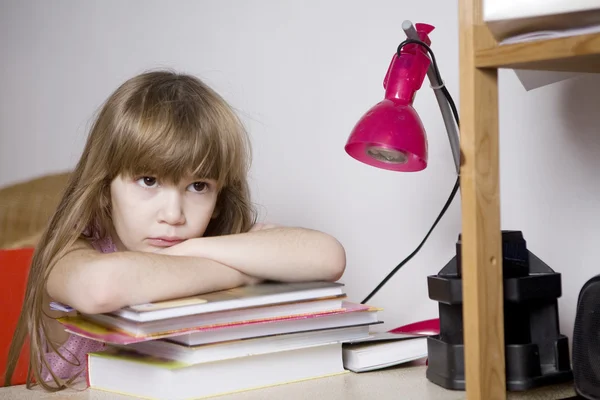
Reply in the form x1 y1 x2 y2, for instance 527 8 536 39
475 31 600 73
460 2 600 398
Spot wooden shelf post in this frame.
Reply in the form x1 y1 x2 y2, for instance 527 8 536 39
459 0 506 399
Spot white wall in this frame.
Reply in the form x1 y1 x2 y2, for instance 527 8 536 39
1 0 598 342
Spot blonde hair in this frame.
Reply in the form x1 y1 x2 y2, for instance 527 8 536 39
4 70 256 390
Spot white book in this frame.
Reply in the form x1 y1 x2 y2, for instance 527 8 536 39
342 333 428 373
122 324 371 365
88 343 345 400
169 305 380 346
113 281 345 322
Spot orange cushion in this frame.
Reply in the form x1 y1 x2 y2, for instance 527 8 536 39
0 247 34 386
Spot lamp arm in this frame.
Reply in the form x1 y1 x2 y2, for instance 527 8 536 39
402 20 461 175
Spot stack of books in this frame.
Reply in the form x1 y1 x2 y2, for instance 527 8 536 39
55 281 381 399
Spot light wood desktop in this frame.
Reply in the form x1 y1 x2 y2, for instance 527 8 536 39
0 365 576 400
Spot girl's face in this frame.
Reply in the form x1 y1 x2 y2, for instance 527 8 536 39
109 174 219 252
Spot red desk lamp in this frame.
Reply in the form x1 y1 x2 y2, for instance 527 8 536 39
345 21 460 174
344 21 461 305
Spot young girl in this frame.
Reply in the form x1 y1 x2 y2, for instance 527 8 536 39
4 70 346 391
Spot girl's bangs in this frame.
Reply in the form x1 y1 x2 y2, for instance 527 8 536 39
111 111 239 188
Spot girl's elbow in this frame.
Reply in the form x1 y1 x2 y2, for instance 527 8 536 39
80 286 119 314
47 265 117 315
72 284 115 315
322 236 346 281
77 264 123 314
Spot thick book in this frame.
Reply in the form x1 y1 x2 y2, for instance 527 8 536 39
87 343 346 400
112 281 345 322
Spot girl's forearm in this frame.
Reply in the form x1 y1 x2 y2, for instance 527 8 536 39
104 252 251 311
171 227 346 282
48 244 253 314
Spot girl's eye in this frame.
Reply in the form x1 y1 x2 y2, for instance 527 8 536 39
136 177 158 188
188 181 209 193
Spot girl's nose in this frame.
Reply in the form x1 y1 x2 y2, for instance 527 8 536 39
158 191 186 225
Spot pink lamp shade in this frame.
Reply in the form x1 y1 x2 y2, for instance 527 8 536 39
345 23 434 172
344 99 427 172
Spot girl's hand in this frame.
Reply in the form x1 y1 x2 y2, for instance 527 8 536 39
155 239 263 285
154 223 276 256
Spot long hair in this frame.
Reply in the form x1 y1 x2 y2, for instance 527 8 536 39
4 70 256 390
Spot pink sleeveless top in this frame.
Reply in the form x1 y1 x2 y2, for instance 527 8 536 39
42 236 117 383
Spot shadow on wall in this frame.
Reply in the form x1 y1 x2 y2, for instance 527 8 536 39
558 74 600 182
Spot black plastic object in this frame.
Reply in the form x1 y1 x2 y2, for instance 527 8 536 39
425 231 573 391
572 274 600 399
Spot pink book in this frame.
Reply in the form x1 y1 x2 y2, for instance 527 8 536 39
58 302 378 346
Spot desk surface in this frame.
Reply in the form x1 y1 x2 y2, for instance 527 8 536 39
0 366 577 400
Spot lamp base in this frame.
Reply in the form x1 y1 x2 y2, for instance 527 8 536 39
425 231 573 391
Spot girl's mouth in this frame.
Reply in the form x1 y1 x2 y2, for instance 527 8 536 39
147 237 185 247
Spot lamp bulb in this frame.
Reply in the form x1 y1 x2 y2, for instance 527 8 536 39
366 146 408 164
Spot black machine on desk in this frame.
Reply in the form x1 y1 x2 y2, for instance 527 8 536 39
425 230 574 391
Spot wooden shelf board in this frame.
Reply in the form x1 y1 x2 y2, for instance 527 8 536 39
475 32 600 73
